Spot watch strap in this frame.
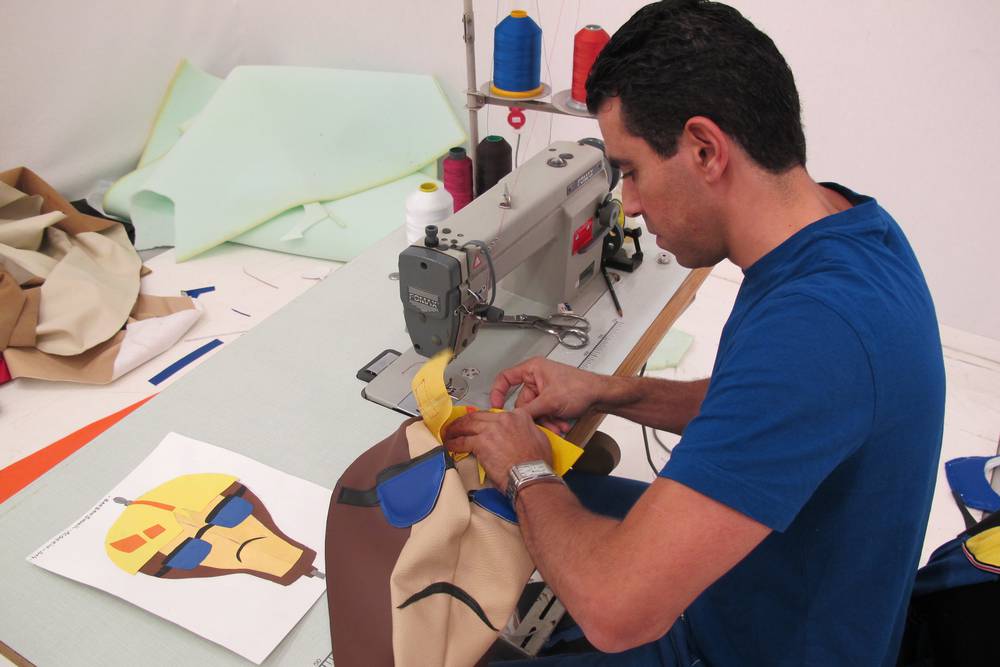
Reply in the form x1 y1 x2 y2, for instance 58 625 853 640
513 475 565 506
507 461 565 507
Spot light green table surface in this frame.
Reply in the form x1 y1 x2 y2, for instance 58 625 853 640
0 226 690 665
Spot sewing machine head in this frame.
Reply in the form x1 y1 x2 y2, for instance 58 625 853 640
398 139 620 359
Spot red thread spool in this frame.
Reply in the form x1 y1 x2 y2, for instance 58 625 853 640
570 25 610 109
442 147 474 212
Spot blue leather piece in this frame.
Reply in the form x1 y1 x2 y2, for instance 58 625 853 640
946 456 1000 512
470 487 518 525
377 451 447 528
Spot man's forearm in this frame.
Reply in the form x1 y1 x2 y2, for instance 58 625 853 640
594 376 709 434
513 481 680 652
514 483 626 648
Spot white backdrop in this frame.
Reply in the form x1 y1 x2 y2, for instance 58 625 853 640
2 0 997 340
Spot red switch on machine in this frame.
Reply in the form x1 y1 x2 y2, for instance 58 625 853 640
572 217 594 254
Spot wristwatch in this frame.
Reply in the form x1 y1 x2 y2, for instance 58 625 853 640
506 460 565 507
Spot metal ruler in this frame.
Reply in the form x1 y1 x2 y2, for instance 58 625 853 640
578 318 623 372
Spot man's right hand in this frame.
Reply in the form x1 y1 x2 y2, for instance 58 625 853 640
490 357 603 434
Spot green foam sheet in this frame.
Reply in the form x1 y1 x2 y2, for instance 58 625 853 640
646 328 694 371
129 66 465 260
138 59 224 167
107 163 443 262
103 60 222 220
230 172 440 261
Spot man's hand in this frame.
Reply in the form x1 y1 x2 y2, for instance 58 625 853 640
491 357 603 434
443 409 551 493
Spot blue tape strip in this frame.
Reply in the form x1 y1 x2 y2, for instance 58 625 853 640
148 339 223 386
182 286 216 298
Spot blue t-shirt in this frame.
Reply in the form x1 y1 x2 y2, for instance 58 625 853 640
660 185 945 666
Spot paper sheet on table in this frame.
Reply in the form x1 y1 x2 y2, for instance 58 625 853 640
411 350 583 482
26 432 330 664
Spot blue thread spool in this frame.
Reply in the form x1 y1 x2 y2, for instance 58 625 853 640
491 10 544 99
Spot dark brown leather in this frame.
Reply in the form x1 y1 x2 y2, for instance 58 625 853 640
573 430 621 475
325 418 418 667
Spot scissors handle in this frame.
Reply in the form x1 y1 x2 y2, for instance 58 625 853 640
545 313 590 332
490 312 590 348
555 328 589 349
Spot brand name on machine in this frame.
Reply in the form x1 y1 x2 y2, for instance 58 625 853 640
567 162 605 196
408 287 440 312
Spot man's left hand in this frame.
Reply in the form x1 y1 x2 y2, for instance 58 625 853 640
443 409 552 493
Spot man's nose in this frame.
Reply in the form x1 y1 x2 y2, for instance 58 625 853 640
620 179 641 218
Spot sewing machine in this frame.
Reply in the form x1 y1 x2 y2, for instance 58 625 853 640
362 139 621 414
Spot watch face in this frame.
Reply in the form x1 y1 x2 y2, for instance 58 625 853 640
517 461 551 478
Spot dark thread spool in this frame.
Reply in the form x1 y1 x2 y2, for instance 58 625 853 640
476 135 512 197
443 147 474 212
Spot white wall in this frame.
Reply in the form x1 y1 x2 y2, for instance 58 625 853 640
2 0 997 339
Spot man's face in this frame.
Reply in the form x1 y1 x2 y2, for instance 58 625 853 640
596 99 725 268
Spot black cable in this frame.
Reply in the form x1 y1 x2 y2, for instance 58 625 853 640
462 240 497 307
639 363 659 476
652 428 673 455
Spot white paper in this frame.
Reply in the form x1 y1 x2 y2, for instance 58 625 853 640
27 432 331 664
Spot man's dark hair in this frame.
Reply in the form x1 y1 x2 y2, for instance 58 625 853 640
587 0 806 172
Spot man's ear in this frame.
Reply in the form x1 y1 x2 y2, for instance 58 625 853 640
683 116 729 183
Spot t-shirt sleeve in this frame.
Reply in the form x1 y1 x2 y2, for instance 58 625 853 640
660 293 875 532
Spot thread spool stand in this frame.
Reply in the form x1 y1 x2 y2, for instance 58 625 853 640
461 0 595 194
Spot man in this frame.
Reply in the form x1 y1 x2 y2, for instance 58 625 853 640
444 1 946 664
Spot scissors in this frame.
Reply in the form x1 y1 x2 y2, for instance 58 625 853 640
487 313 590 349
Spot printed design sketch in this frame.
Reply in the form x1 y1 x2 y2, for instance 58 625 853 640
105 473 324 585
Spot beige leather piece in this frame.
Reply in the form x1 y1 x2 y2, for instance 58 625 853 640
4 293 196 384
0 243 58 282
11 287 39 347
0 272 38 350
0 210 65 250
0 181 36 209
0 178 142 356
455 454 483 491
0 194 44 220
0 174 190 382
4 330 124 384
34 224 141 356
0 192 46 225
130 293 198 319
0 185 66 276
390 422 534 667
0 270 26 349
